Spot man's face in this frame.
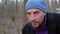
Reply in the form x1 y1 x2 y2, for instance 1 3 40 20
27 8 46 28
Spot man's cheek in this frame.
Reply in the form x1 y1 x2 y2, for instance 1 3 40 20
28 18 31 22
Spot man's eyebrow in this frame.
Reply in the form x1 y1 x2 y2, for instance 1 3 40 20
35 10 40 12
34 11 39 13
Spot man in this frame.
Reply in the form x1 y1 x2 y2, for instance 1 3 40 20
22 0 60 34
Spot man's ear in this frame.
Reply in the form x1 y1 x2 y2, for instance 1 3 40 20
44 13 46 16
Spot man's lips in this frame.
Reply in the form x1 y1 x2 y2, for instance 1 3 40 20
31 21 38 23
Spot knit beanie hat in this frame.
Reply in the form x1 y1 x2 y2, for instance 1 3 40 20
26 0 47 12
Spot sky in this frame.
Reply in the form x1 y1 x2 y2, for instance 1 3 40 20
0 0 2 3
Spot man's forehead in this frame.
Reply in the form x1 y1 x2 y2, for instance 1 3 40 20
27 8 42 12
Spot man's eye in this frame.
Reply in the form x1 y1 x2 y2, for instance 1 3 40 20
34 12 40 14
27 13 31 15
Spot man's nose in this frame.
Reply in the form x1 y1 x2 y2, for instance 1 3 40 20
30 14 36 20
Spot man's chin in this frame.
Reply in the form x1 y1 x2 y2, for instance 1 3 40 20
31 23 40 28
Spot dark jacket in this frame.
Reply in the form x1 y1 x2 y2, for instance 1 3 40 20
22 13 60 34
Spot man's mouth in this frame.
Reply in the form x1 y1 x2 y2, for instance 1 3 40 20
31 21 38 23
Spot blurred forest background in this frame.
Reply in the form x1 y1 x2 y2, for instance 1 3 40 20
0 0 60 34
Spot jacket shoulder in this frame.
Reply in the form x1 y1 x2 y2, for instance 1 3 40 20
22 23 35 34
47 13 57 21
22 23 30 31
22 23 32 34
47 13 60 34
47 13 60 21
